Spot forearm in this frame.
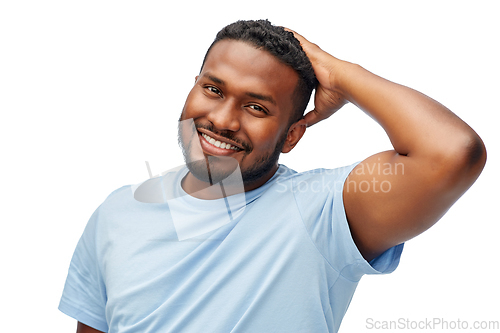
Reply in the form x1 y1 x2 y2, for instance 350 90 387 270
291 28 486 260
335 60 483 162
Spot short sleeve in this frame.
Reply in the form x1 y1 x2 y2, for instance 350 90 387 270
58 209 108 332
292 162 404 281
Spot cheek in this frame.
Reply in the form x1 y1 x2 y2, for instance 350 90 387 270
246 119 285 151
182 90 215 119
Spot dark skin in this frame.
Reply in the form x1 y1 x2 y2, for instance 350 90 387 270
179 40 305 198
76 31 486 332
77 322 103 333
288 29 486 260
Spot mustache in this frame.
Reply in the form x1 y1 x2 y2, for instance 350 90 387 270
195 122 252 152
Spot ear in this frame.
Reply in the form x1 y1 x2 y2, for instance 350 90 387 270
195 75 199 83
281 118 307 153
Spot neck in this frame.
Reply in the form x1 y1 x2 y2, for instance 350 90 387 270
181 164 279 200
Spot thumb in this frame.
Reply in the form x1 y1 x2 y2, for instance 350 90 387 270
303 109 324 128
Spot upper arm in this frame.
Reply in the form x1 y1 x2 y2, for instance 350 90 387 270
343 144 485 261
77 322 105 333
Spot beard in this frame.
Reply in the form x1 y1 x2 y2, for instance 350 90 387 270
177 119 287 187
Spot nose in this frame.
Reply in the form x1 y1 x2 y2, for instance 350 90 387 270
206 99 241 132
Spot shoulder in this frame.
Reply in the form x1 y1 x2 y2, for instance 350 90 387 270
97 184 134 212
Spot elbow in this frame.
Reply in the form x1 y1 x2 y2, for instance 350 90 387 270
435 130 487 185
465 133 487 169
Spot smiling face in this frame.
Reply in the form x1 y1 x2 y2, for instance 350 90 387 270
179 40 305 193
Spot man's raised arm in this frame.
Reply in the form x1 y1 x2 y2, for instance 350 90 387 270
290 30 486 261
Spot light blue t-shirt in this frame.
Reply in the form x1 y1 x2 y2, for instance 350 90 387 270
59 163 403 333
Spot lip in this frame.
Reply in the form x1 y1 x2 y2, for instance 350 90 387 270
197 128 244 149
197 130 243 156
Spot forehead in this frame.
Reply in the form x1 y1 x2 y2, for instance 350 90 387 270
201 40 299 113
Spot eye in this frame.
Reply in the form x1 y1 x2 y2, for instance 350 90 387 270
248 104 267 113
206 86 222 96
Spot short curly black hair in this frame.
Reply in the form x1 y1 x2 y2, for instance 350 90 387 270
200 19 317 125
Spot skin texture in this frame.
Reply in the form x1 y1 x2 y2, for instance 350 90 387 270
179 40 306 198
288 29 486 261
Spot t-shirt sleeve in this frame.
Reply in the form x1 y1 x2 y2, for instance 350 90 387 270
58 208 108 332
292 162 404 281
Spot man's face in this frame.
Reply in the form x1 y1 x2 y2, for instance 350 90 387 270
179 40 300 191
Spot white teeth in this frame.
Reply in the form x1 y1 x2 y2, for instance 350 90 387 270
201 133 239 151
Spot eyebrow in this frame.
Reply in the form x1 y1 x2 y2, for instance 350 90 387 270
245 92 276 106
202 73 277 106
204 73 225 86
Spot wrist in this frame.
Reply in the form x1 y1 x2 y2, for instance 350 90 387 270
329 60 360 100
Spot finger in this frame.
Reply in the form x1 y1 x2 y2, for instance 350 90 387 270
283 28 314 53
303 109 326 128
284 27 331 86
283 27 306 43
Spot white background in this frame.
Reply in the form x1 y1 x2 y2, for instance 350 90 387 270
1 1 499 332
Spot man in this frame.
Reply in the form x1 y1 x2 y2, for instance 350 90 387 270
60 20 486 332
